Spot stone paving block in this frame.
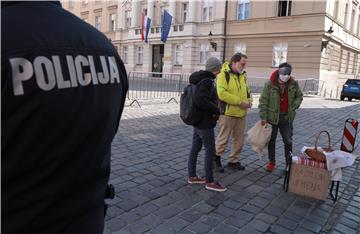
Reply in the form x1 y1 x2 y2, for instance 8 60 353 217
223 199 243 210
224 216 247 229
125 221 152 234
214 205 236 218
269 224 292 234
192 201 216 214
154 205 182 219
300 220 322 233
264 205 286 216
200 215 224 228
241 204 263 214
248 219 271 232
255 213 278 224
106 218 127 232
240 224 264 234
233 209 255 222
116 199 139 212
213 223 239 234
152 224 175 234
163 216 190 232
179 209 203 222
187 221 212 234
276 218 299 230
334 223 358 234
342 211 360 223
133 203 159 217
294 227 316 234
338 217 358 229
151 196 175 207
248 196 271 209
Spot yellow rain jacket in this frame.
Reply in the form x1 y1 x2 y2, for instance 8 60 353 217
216 62 252 118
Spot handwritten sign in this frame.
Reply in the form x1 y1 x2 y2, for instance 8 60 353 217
288 164 330 200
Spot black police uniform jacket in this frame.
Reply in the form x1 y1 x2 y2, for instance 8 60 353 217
1 1 128 233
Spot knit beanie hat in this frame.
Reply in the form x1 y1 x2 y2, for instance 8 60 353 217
205 57 222 72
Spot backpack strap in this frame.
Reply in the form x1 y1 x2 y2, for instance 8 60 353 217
225 71 230 84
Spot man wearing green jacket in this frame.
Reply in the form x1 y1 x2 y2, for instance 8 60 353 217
215 53 252 172
259 63 303 172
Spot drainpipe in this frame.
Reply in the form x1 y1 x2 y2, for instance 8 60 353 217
222 0 228 63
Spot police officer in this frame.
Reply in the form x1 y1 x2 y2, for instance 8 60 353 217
2 1 128 233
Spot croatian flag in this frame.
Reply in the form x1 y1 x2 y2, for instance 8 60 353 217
142 14 151 43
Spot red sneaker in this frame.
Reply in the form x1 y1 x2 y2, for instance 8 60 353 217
205 182 227 192
265 162 276 172
188 176 206 184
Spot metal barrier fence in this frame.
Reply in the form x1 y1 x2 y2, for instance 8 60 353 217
127 71 320 106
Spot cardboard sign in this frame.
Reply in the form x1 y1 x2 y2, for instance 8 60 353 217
288 164 330 200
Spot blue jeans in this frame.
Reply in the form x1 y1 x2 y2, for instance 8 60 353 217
188 128 215 183
268 114 293 165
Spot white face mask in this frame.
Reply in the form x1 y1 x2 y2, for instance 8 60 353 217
279 74 290 82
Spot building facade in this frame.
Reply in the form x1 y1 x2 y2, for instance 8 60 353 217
62 0 360 98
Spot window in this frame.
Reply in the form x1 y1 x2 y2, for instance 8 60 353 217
125 10 131 28
339 48 343 72
344 4 348 28
333 0 339 20
234 43 247 54
109 14 116 31
160 6 164 25
272 42 288 67
358 15 360 36
352 54 357 74
351 8 355 32
199 44 210 64
183 3 188 23
346 52 350 73
95 16 101 30
202 0 213 22
237 0 250 20
174 44 183 65
278 0 292 17
122 46 128 64
135 46 143 65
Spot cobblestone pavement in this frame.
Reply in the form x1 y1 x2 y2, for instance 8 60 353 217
104 97 360 234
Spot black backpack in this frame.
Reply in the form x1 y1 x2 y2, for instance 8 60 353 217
180 79 209 125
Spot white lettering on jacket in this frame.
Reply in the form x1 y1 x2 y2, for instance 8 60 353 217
9 55 120 96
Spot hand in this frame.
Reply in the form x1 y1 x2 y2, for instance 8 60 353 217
240 102 250 109
261 120 267 126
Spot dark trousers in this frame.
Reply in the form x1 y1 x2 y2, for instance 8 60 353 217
268 114 293 165
188 128 215 183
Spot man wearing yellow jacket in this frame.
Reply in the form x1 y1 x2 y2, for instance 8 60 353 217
215 53 252 172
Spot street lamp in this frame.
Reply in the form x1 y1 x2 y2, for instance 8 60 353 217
208 31 217 51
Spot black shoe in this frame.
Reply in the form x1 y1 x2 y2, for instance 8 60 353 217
214 156 225 173
227 162 245 171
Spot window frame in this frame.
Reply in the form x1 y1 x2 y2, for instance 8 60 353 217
199 44 210 64
95 15 101 30
109 13 116 32
136 46 143 65
237 0 250 21
272 42 288 67
174 44 184 65
122 46 128 64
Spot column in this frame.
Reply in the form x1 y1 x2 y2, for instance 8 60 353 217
169 0 176 23
346 0 352 30
147 0 154 21
188 0 197 22
353 5 359 33
131 1 141 27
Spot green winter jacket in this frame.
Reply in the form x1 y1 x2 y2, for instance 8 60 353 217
258 71 303 125
216 62 252 118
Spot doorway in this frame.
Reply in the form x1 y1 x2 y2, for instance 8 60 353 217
152 45 164 76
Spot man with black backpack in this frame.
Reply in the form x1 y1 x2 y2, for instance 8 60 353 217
215 53 252 172
186 57 227 192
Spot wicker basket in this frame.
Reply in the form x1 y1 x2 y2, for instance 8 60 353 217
305 130 333 163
